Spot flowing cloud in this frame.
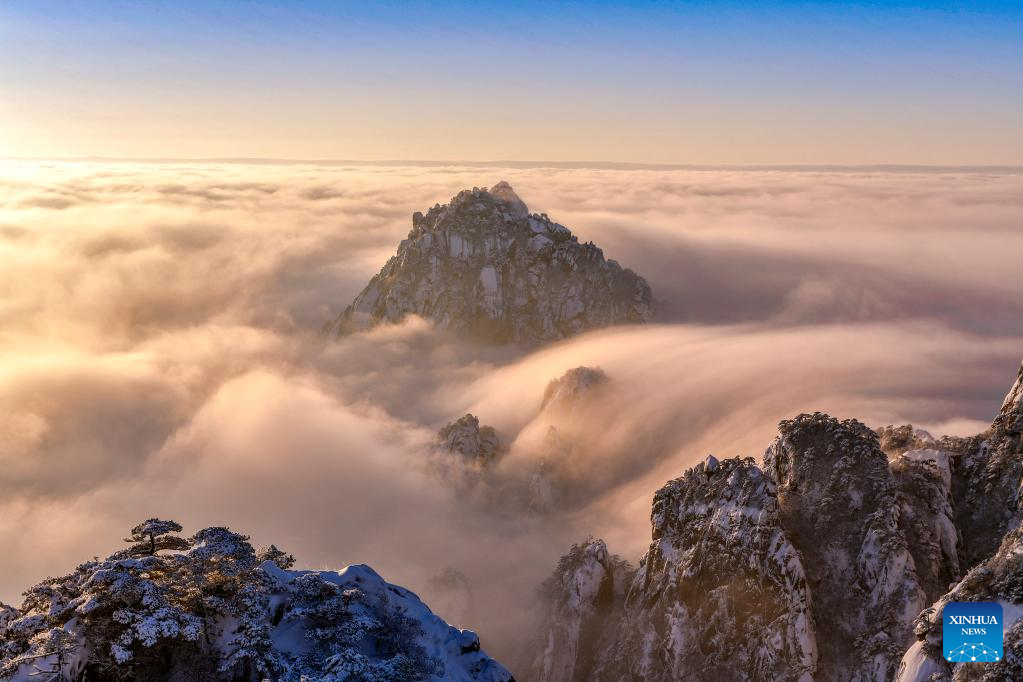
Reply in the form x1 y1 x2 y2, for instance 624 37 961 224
1 160 1021 664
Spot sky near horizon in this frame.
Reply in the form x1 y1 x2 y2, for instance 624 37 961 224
2 1 1021 164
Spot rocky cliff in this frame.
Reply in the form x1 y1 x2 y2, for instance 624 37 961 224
592 455 817 681
529 362 1023 682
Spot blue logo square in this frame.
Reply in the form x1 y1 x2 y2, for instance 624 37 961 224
943 601 1003 663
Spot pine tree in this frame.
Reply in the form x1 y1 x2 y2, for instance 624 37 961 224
256 544 295 569
123 518 190 556
25 628 79 681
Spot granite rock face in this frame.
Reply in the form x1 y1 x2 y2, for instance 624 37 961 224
528 362 1023 682
591 456 818 682
540 367 610 413
327 183 653 346
896 524 1023 682
951 361 1023 567
437 414 502 469
528 539 632 682
764 414 927 681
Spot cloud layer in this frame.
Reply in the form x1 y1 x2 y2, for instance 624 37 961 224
1 161 1021 663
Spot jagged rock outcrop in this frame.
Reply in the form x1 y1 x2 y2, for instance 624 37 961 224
528 540 632 682
890 449 961 603
326 183 652 345
764 413 927 680
877 424 937 458
999 362 1023 433
896 525 1023 681
437 414 502 469
950 361 1023 566
540 367 609 413
0 604 15 632
589 456 817 681
527 367 613 512
529 362 1023 682
0 521 512 682
892 362 1023 681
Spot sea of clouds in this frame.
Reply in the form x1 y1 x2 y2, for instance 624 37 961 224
1 160 1021 661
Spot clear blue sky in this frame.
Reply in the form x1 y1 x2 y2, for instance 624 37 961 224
1 1 1020 163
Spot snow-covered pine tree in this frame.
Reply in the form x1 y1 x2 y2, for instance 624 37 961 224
256 544 296 570
21 628 78 681
123 518 190 557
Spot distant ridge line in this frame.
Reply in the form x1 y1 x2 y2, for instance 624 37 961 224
3 157 1023 174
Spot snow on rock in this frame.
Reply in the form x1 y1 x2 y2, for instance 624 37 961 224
260 562 511 682
947 360 1023 567
326 183 653 346
891 449 960 603
526 539 632 682
893 361 1023 681
896 524 1023 681
999 361 1023 433
0 522 512 682
900 448 951 487
0 604 16 631
436 414 502 469
586 456 818 681
764 413 927 680
877 424 938 458
526 360 1023 682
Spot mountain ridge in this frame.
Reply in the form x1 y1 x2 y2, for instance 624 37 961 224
527 361 1023 681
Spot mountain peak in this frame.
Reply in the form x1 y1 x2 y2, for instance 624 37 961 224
327 184 653 345
540 366 609 412
487 180 528 218
997 360 1023 433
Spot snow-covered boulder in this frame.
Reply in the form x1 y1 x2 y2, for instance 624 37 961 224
326 183 652 345
525 361 1023 682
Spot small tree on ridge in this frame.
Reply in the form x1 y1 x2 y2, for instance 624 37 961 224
124 518 190 557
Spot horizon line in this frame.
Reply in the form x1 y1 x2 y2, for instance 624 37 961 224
4 156 1023 174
